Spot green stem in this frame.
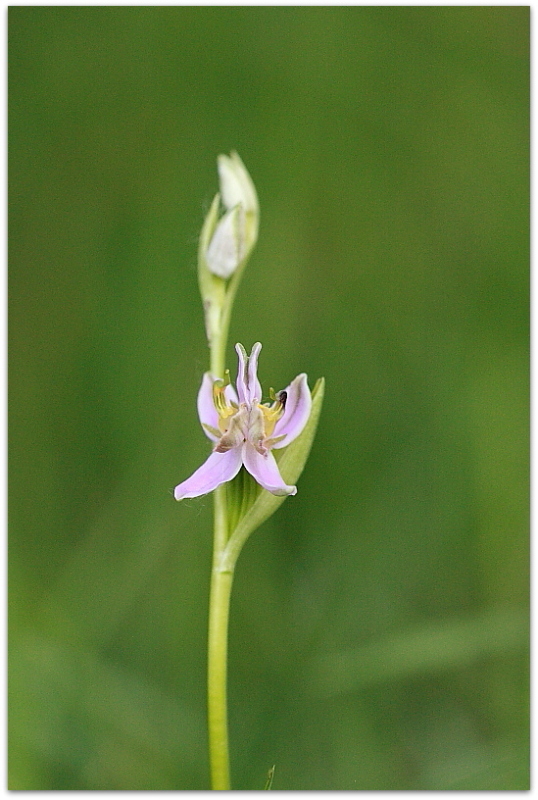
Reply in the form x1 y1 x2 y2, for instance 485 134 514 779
207 322 234 789
210 338 225 382
207 526 234 790
205 255 251 788
209 254 249 379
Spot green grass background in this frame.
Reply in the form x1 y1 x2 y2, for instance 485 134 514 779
9 6 528 790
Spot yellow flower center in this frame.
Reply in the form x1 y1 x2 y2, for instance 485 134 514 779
213 372 238 433
212 377 286 440
258 390 286 438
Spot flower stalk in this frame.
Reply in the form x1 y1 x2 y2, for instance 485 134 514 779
174 153 324 789
206 355 233 789
207 507 233 790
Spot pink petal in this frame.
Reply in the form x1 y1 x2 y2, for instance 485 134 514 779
272 373 312 449
174 448 243 500
242 443 296 496
235 342 262 404
197 373 220 438
197 373 238 441
247 342 263 401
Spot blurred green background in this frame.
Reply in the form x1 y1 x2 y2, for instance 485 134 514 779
9 6 529 790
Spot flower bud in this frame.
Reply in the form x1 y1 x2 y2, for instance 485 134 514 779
204 152 259 281
205 204 246 280
197 153 259 344
217 151 259 216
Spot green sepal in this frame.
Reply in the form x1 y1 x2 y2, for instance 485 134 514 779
225 466 259 536
198 193 226 345
219 377 325 571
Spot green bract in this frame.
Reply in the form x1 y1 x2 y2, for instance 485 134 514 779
219 376 325 572
198 193 226 345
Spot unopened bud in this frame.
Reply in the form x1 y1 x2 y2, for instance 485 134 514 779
197 153 260 344
206 205 246 280
217 151 259 216
203 152 259 280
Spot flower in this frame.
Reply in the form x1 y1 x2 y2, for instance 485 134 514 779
174 343 312 500
205 152 259 280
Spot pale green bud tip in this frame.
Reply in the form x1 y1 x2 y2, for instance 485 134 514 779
217 151 259 215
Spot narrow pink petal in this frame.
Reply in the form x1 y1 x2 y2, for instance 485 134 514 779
174 448 242 500
235 343 248 404
235 342 262 404
272 373 312 449
247 342 263 402
197 373 238 441
242 443 296 496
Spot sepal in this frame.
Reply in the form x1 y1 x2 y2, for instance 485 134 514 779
198 193 226 344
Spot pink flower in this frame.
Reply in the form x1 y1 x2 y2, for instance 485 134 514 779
174 343 312 499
